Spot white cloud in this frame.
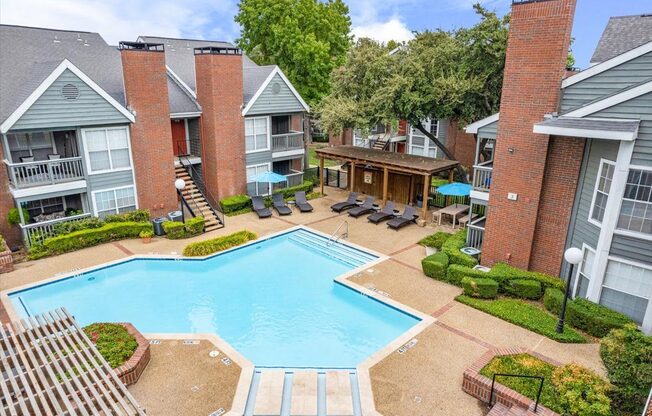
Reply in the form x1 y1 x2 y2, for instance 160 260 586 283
352 18 414 44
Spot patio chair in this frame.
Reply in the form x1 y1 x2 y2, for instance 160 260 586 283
348 196 376 218
272 193 292 216
367 201 395 224
252 196 272 219
294 191 313 212
330 192 358 212
387 206 418 230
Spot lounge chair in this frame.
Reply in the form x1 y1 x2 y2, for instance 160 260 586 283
252 196 272 218
272 193 292 216
330 192 358 212
348 196 376 218
294 191 313 212
367 201 396 224
387 206 418 230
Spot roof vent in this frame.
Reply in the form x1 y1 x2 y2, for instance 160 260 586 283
271 82 281 94
118 41 164 52
61 84 80 100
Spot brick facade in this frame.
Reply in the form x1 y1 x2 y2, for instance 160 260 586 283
446 120 476 169
0 144 21 249
113 323 151 386
195 51 246 201
121 47 177 217
482 0 577 269
329 128 353 147
530 137 585 275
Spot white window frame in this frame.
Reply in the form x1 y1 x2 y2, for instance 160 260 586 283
599 255 652 325
81 126 133 175
408 119 439 159
614 164 652 241
245 116 270 154
91 185 138 217
588 158 616 227
246 162 272 196
573 243 596 298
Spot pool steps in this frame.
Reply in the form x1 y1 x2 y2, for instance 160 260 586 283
244 368 362 416
288 230 376 268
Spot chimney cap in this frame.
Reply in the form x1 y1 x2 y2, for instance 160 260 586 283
194 46 242 56
119 41 164 52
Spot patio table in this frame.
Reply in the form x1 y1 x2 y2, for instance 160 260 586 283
432 204 470 228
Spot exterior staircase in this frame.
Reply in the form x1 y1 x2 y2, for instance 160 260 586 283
372 134 388 150
174 165 223 232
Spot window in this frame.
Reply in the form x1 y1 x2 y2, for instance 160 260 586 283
245 117 269 152
83 127 131 173
93 186 136 218
617 168 652 235
573 245 595 299
600 259 652 324
24 197 65 219
246 164 270 196
429 119 438 137
589 160 615 224
371 123 386 134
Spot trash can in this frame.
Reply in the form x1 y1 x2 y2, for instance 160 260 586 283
152 217 167 236
168 210 183 223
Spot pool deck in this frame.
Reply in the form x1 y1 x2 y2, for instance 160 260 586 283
0 187 605 416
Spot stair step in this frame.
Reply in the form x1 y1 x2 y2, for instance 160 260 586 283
326 371 354 416
253 370 285 415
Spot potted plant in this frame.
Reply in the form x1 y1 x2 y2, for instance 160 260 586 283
139 230 153 244
418 231 451 256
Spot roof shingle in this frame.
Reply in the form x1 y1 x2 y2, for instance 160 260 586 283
591 14 652 64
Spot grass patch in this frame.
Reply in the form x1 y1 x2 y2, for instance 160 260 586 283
83 323 138 368
183 230 257 257
308 145 339 167
455 295 585 343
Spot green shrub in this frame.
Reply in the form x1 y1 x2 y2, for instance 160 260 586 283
272 180 314 199
0 234 4 248
6 207 29 225
418 231 452 249
421 252 449 280
43 222 152 255
163 217 205 239
456 295 586 343
552 363 612 416
600 324 652 415
441 229 478 267
103 209 150 223
27 243 49 260
461 276 498 299
504 279 542 300
544 288 634 338
83 323 138 368
52 217 104 235
220 194 252 214
185 216 205 235
446 264 489 286
139 230 154 238
183 230 258 257
489 263 565 292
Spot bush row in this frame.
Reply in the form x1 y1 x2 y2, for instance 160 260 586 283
51 209 151 236
418 231 452 249
162 217 205 239
220 181 315 215
183 230 258 257
461 276 498 299
421 252 449 280
441 229 478 267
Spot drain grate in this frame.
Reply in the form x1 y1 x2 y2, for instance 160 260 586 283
209 408 225 416
209 350 220 358
221 357 232 366
397 338 418 354
149 340 161 345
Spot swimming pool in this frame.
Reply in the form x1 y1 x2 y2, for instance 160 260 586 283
9 228 419 369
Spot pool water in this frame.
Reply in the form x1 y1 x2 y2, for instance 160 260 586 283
10 229 419 368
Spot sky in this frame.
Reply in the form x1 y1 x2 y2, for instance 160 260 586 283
0 0 650 69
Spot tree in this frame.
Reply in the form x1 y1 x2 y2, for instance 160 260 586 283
235 0 352 106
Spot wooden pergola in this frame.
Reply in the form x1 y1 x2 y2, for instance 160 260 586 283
316 146 459 220
1 308 146 415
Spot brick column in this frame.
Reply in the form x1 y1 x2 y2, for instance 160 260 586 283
194 48 246 201
447 120 476 168
120 43 177 217
0 143 21 248
482 0 577 269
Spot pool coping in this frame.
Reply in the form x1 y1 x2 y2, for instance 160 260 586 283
0 225 436 416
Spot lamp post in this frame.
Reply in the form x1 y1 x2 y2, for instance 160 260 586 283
556 247 583 333
175 178 186 223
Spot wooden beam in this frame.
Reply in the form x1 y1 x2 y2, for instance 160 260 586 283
422 174 430 222
408 175 414 204
382 167 389 202
319 156 324 195
448 169 454 183
350 161 356 192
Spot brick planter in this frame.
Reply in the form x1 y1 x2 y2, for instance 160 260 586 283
462 347 561 416
0 242 14 273
113 323 150 386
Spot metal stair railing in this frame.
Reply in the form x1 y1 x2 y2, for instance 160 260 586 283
176 149 225 227
489 373 545 413
328 220 348 245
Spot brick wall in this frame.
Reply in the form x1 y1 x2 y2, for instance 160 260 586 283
530 137 585 275
447 120 476 169
121 47 177 217
329 128 353 147
482 0 577 269
195 51 246 201
0 145 21 248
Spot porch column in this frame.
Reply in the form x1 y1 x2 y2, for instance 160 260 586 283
408 175 414 204
382 167 389 203
319 156 325 195
350 162 356 192
422 174 430 222
448 169 454 183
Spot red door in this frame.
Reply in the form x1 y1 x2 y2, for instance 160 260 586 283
171 120 187 155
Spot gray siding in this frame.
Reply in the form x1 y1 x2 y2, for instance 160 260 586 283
477 119 499 140
561 51 652 113
188 118 201 156
610 235 652 265
246 73 305 115
87 170 135 191
245 150 272 167
11 69 131 131
407 119 448 159
593 92 652 167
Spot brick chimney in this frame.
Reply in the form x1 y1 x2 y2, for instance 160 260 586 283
119 41 177 217
194 47 246 201
481 0 577 271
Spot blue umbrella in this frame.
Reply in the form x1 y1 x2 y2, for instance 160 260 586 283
250 171 287 184
436 182 472 196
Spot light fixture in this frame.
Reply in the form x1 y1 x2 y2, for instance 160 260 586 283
564 247 583 265
175 178 186 191
557 246 583 333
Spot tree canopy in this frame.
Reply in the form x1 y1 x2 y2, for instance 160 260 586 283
318 4 509 160
235 0 352 106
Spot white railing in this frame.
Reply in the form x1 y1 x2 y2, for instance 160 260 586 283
466 217 486 250
272 171 304 190
353 136 372 148
472 162 493 192
4 157 84 188
20 213 92 247
328 220 348 245
272 132 304 152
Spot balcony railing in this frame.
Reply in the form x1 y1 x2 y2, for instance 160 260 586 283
466 217 486 250
4 157 84 189
272 132 304 152
272 170 304 190
20 212 92 247
472 161 493 192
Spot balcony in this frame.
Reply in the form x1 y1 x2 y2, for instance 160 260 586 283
20 212 92 247
4 157 85 189
272 170 304 190
472 161 493 192
466 217 486 250
272 132 304 153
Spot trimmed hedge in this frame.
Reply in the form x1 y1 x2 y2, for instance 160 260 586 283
544 288 634 338
441 229 478 267
504 279 542 300
421 252 449 280
42 221 152 255
219 181 314 216
461 276 498 299
446 264 489 286
83 323 137 369
490 263 565 292
163 216 205 239
103 209 150 223
52 217 103 235
183 230 257 256
220 194 251 214
272 180 314 199
418 231 452 249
